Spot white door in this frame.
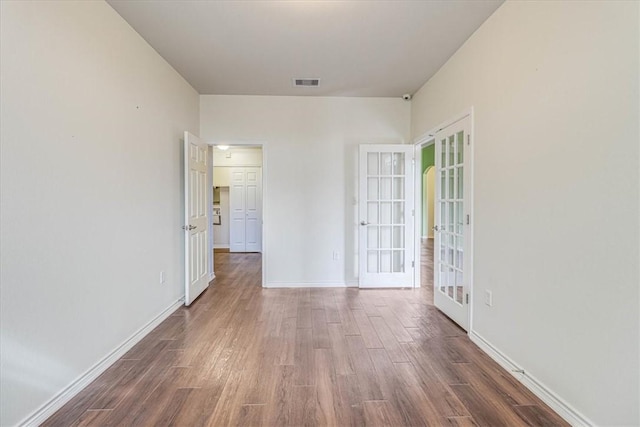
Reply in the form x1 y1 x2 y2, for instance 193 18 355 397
433 116 472 330
244 168 262 252
359 145 415 288
229 168 246 252
229 167 262 252
184 132 210 306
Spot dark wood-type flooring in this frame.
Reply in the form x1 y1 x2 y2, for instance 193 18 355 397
421 238 434 298
44 247 567 426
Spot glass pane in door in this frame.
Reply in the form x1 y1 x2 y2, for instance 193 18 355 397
368 153 379 174
457 131 464 164
367 251 378 273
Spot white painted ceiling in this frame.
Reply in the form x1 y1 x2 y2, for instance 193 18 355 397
107 0 503 97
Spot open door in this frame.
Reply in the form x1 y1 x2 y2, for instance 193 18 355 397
433 116 472 329
184 132 210 306
359 145 415 288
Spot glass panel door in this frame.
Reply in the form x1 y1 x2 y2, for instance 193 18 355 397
434 117 471 329
359 145 414 288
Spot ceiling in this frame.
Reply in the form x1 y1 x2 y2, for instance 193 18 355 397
107 0 503 97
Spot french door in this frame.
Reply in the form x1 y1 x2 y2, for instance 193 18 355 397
184 132 210 306
433 116 472 329
359 145 414 288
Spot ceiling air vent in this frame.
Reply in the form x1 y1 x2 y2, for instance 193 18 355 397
293 78 320 87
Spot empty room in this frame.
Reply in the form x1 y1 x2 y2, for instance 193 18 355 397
1 1 638 426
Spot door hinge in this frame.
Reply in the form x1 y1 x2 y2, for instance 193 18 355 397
412 209 415 217
411 260 415 268
467 135 471 145
466 293 469 304
466 214 470 225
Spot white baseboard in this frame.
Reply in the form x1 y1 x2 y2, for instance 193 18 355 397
264 281 347 288
18 297 185 427
469 330 593 427
345 279 359 288
264 280 391 289
213 244 230 249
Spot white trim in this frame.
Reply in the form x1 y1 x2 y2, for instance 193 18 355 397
17 297 184 427
213 244 230 249
207 145 215 288
412 107 474 146
265 281 348 288
413 143 425 288
467 108 475 332
469 331 594 427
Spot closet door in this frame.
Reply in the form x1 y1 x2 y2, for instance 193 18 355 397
244 167 262 252
229 168 246 252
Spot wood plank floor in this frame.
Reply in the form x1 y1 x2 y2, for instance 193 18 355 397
421 238 434 299
43 248 567 426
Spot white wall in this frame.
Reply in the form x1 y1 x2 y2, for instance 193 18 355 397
201 96 411 286
213 167 231 187
411 1 639 425
0 2 199 426
213 146 263 167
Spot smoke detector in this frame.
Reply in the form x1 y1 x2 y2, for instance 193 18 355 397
293 78 320 87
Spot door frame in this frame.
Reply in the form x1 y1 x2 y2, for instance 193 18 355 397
208 140 267 288
413 108 475 331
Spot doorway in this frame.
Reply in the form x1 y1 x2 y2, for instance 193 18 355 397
210 144 265 286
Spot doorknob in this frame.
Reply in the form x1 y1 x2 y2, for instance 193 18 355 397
360 221 369 226
432 225 441 231
182 225 197 230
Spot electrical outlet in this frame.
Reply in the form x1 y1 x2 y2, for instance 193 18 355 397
160 271 165 284
485 290 492 306
332 251 339 261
